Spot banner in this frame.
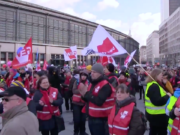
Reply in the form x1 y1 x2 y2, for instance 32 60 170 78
12 37 33 69
64 46 77 61
81 25 127 56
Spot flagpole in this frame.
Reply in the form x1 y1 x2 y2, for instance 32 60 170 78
126 52 167 93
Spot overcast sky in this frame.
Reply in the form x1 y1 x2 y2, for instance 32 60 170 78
23 0 161 46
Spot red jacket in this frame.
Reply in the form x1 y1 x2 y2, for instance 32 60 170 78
82 80 115 117
108 103 135 135
171 97 180 135
37 87 60 120
18 77 30 91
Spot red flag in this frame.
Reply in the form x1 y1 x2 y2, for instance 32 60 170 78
12 37 33 69
36 61 41 71
97 56 117 66
81 63 86 69
43 60 48 70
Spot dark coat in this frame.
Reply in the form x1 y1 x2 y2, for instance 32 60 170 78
146 83 169 127
115 96 144 135
83 75 112 119
33 88 63 131
107 73 118 88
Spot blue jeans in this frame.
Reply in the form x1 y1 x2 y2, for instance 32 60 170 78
88 117 109 135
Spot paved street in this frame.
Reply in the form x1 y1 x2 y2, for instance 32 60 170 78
59 93 149 135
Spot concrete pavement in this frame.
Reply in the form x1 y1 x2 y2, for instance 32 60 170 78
59 94 149 135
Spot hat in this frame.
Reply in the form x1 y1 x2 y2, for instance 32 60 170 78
92 63 104 74
86 65 92 71
106 63 114 73
80 69 88 76
20 67 25 71
36 71 45 77
0 86 27 101
129 68 135 74
10 81 29 95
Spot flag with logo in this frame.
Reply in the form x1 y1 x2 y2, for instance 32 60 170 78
82 25 127 56
124 50 136 67
43 60 48 70
64 46 77 61
97 56 117 66
12 37 33 69
36 61 41 71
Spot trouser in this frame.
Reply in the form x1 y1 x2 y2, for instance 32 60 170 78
139 85 144 99
41 127 58 135
65 97 73 111
88 117 109 135
149 125 167 135
73 104 86 134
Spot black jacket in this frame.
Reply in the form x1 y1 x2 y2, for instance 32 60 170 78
146 83 169 127
83 75 112 119
107 73 118 88
33 88 63 131
115 96 145 135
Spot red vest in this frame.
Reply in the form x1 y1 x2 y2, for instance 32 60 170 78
108 103 135 135
72 81 88 103
171 97 180 135
82 80 115 117
37 87 60 120
26 97 31 105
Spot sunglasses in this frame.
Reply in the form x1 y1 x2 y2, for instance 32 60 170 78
2 98 19 102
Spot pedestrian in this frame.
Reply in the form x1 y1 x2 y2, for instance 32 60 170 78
104 63 119 88
72 70 89 135
79 63 115 135
33 76 63 135
145 69 171 135
128 68 138 96
0 86 39 135
108 84 145 135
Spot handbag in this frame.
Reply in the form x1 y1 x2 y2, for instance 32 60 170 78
55 115 65 133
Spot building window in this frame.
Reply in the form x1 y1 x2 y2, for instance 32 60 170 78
56 54 60 59
40 54 45 61
8 53 14 61
51 54 55 59
1 52 6 61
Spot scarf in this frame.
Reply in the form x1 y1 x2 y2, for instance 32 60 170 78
40 87 54 114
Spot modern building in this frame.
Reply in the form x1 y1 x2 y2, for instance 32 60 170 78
146 31 159 65
0 0 139 67
159 6 180 66
139 46 147 64
161 0 180 22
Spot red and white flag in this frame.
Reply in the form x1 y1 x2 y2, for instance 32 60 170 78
97 56 117 66
12 37 33 69
64 46 77 61
82 25 127 56
36 61 41 71
43 60 48 70
124 50 136 67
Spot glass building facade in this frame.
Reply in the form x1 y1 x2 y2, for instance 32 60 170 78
0 0 139 66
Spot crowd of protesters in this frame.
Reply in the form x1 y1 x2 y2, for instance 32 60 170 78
1 63 180 135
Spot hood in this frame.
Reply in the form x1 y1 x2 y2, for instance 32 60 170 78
174 88 180 98
115 96 136 115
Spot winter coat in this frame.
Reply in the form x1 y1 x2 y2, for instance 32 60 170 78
1 102 39 135
114 96 145 135
33 87 63 131
106 73 119 88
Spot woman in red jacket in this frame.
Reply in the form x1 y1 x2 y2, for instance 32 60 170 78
33 76 63 135
108 84 145 135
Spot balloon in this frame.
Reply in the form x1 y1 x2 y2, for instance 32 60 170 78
7 61 12 67
17 47 23 55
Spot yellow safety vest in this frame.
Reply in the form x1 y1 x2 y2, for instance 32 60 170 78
167 96 177 133
145 81 167 115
